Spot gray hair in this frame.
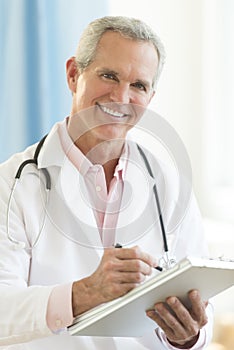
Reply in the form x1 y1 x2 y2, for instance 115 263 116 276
75 16 166 87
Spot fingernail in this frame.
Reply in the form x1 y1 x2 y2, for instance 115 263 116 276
167 297 176 305
155 303 163 312
190 290 198 299
146 310 155 318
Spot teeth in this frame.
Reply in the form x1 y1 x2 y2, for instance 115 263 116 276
100 105 125 118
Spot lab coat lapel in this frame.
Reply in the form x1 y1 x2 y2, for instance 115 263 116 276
115 142 156 246
37 120 103 256
57 157 103 253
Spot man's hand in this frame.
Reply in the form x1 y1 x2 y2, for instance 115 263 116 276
72 246 157 317
146 290 208 349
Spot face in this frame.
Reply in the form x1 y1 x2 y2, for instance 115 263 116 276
67 31 159 147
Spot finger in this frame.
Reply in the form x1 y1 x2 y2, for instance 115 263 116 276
166 297 199 336
147 307 200 347
116 259 153 275
154 301 189 339
114 246 157 267
103 253 153 276
147 303 199 348
188 290 208 327
118 270 150 284
146 309 176 340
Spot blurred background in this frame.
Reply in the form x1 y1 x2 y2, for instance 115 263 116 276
0 0 233 348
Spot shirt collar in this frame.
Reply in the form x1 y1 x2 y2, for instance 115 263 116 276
58 117 129 180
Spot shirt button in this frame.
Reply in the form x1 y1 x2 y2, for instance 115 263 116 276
96 186 102 192
55 319 62 328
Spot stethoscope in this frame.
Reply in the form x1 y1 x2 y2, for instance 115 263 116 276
6 135 50 250
6 135 174 269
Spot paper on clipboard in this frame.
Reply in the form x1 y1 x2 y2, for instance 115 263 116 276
68 256 234 337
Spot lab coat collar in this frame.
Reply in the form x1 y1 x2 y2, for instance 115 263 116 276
37 120 66 169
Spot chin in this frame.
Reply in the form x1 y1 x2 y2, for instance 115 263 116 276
93 124 128 142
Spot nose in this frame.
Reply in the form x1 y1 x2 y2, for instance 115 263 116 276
109 83 131 104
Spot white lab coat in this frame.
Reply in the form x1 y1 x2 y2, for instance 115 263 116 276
0 120 213 349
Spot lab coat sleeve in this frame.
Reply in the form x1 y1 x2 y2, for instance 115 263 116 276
0 284 54 345
0 224 54 345
0 162 54 345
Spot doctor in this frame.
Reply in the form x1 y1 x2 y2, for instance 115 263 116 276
0 16 213 349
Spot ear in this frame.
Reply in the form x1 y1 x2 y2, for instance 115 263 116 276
66 56 79 93
149 89 155 104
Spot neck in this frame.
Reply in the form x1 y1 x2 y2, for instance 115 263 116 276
67 116 126 190
75 133 123 159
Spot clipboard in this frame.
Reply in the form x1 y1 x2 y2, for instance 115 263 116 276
68 256 234 337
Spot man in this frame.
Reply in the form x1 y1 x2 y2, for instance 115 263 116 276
0 16 213 349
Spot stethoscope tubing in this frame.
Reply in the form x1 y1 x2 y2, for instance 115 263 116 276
6 135 170 266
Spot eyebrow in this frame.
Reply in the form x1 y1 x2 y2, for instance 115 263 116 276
96 68 119 76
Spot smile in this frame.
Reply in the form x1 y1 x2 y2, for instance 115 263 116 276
96 103 129 118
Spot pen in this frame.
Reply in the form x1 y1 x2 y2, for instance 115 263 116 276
114 243 163 272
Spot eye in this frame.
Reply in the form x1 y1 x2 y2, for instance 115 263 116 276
131 81 147 92
101 73 118 81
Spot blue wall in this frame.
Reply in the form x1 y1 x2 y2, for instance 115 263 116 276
0 0 107 161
